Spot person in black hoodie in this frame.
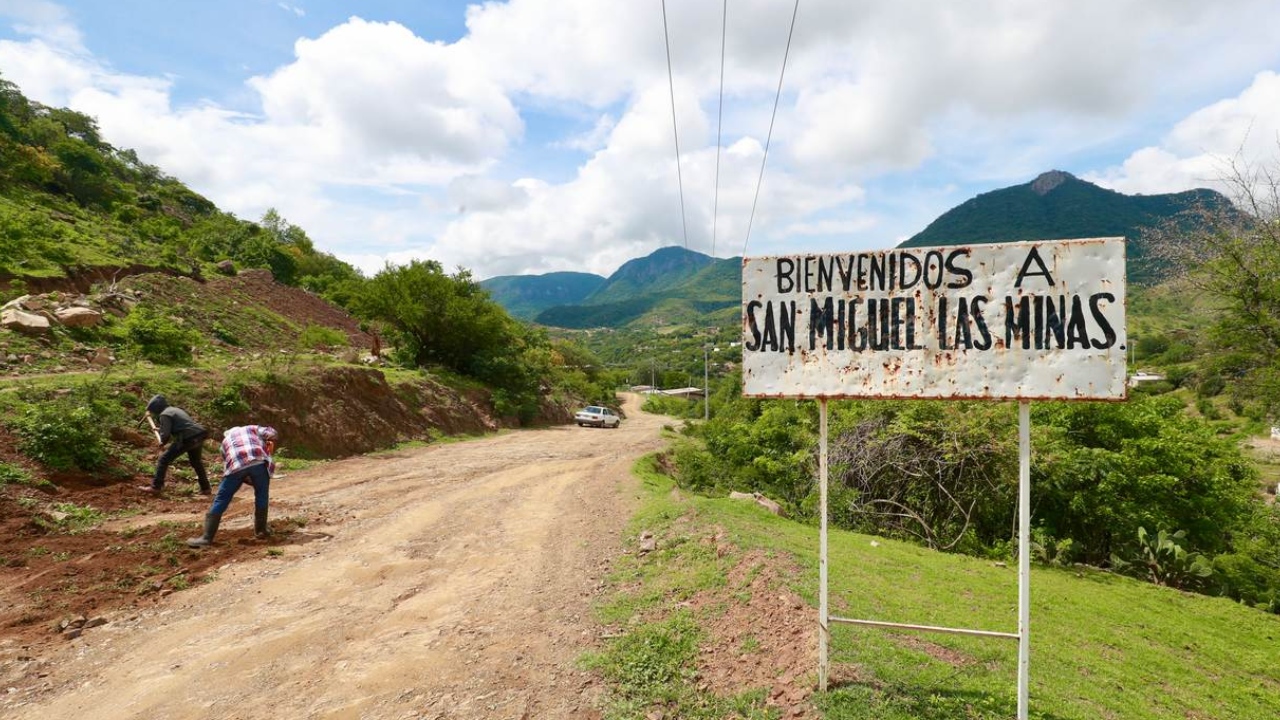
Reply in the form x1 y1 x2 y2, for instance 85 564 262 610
142 394 212 495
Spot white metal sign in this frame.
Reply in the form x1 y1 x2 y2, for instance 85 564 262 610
742 238 1127 400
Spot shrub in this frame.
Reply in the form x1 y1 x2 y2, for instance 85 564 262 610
1211 553 1280 609
1111 527 1214 591
123 306 199 365
297 323 348 350
15 403 109 470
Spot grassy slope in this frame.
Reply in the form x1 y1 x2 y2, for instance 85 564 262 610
595 456 1280 720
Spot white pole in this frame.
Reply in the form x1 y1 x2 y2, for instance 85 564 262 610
819 398 829 692
704 346 710 422
1017 400 1031 719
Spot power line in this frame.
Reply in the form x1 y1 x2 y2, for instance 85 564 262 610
742 0 800 256
711 0 727 258
661 0 690 250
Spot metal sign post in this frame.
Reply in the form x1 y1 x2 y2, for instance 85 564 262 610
742 238 1127 717
818 398 829 691
1018 400 1031 718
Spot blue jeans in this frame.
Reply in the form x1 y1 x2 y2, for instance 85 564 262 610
210 462 270 514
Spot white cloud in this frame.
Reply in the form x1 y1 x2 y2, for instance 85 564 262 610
1086 71 1280 195
277 3 304 18
2 0 1280 279
0 0 83 51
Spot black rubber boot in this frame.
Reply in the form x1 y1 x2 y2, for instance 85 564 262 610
186 512 221 548
254 507 271 538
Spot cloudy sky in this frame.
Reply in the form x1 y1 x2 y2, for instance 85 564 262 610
2 0 1279 280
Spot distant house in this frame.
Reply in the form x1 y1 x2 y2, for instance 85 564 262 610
630 385 659 395
1128 371 1165 387
662 387 705 399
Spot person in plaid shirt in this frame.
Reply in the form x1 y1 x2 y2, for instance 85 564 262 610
187 425 279 548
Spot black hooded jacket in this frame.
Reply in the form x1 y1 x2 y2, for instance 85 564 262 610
146 395 207 444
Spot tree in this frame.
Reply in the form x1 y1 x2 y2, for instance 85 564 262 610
1145 152 1280 416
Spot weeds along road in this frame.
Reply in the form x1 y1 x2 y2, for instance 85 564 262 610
8 393 668 720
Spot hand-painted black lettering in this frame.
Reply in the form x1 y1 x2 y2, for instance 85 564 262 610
776 258 795 293
848 298 866 350
745 301 763 351
1044 295 1066 349
1066 295 1089 349
1014 247 1055 287
899 252 922 290
817 257 834 293
761 300 778 352
1089 292 1117 349
1005 296 1032 349
810 298 836 350
936 296 949 349
945 249 973 289
869 253 886 292
923 250 945 289
971 296 992 350
780 300 797 353
836 256 853 291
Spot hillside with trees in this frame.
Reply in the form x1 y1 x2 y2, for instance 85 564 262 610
478 271 605 320
899 170 1232 282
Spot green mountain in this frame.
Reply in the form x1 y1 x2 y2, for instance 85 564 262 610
532 247 741 329
479 271 605 320
584 245 717 304
899 170 1230 281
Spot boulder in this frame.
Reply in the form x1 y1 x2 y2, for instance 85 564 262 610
54 306 104 328
1 307 51 334
1 295 31 311
216 260 237 275
88 347 113 367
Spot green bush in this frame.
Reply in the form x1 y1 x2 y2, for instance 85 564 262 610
297 323 348 350
209 382 250 418
14 402 109 470
1111 527 1214 591
1211 553 1280 609
123 306 199 364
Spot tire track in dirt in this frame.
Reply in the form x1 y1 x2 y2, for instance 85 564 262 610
4 395 665 720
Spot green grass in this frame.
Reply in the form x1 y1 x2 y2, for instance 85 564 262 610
592 455 1280 719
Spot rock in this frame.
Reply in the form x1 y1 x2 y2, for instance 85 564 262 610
84 617 108 629
62 628 81 640
752 492 786 517
54 306 103 328
638 530 657 554
1 295 31 311
728 491 755 501
216 260 237 275
1 308 51 335
88 348 113 367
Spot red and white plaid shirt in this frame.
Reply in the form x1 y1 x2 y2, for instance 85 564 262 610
220 425 278 477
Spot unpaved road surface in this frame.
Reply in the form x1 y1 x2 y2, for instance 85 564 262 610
5 394 666 720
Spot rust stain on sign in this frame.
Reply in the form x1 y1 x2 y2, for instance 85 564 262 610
741 238 1127 401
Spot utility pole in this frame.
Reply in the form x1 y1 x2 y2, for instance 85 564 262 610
703 345 710 421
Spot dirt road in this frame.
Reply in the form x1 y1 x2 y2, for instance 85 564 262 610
5 394 667 720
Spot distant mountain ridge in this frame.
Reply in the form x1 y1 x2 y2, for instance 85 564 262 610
479 271 605 321
535 250 740 328
900 170 1229 281
485 171 1233 328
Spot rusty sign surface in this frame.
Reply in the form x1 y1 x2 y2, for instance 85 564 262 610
741 237 1127 400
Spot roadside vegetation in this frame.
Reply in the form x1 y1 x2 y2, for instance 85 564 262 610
588 456 1280 719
